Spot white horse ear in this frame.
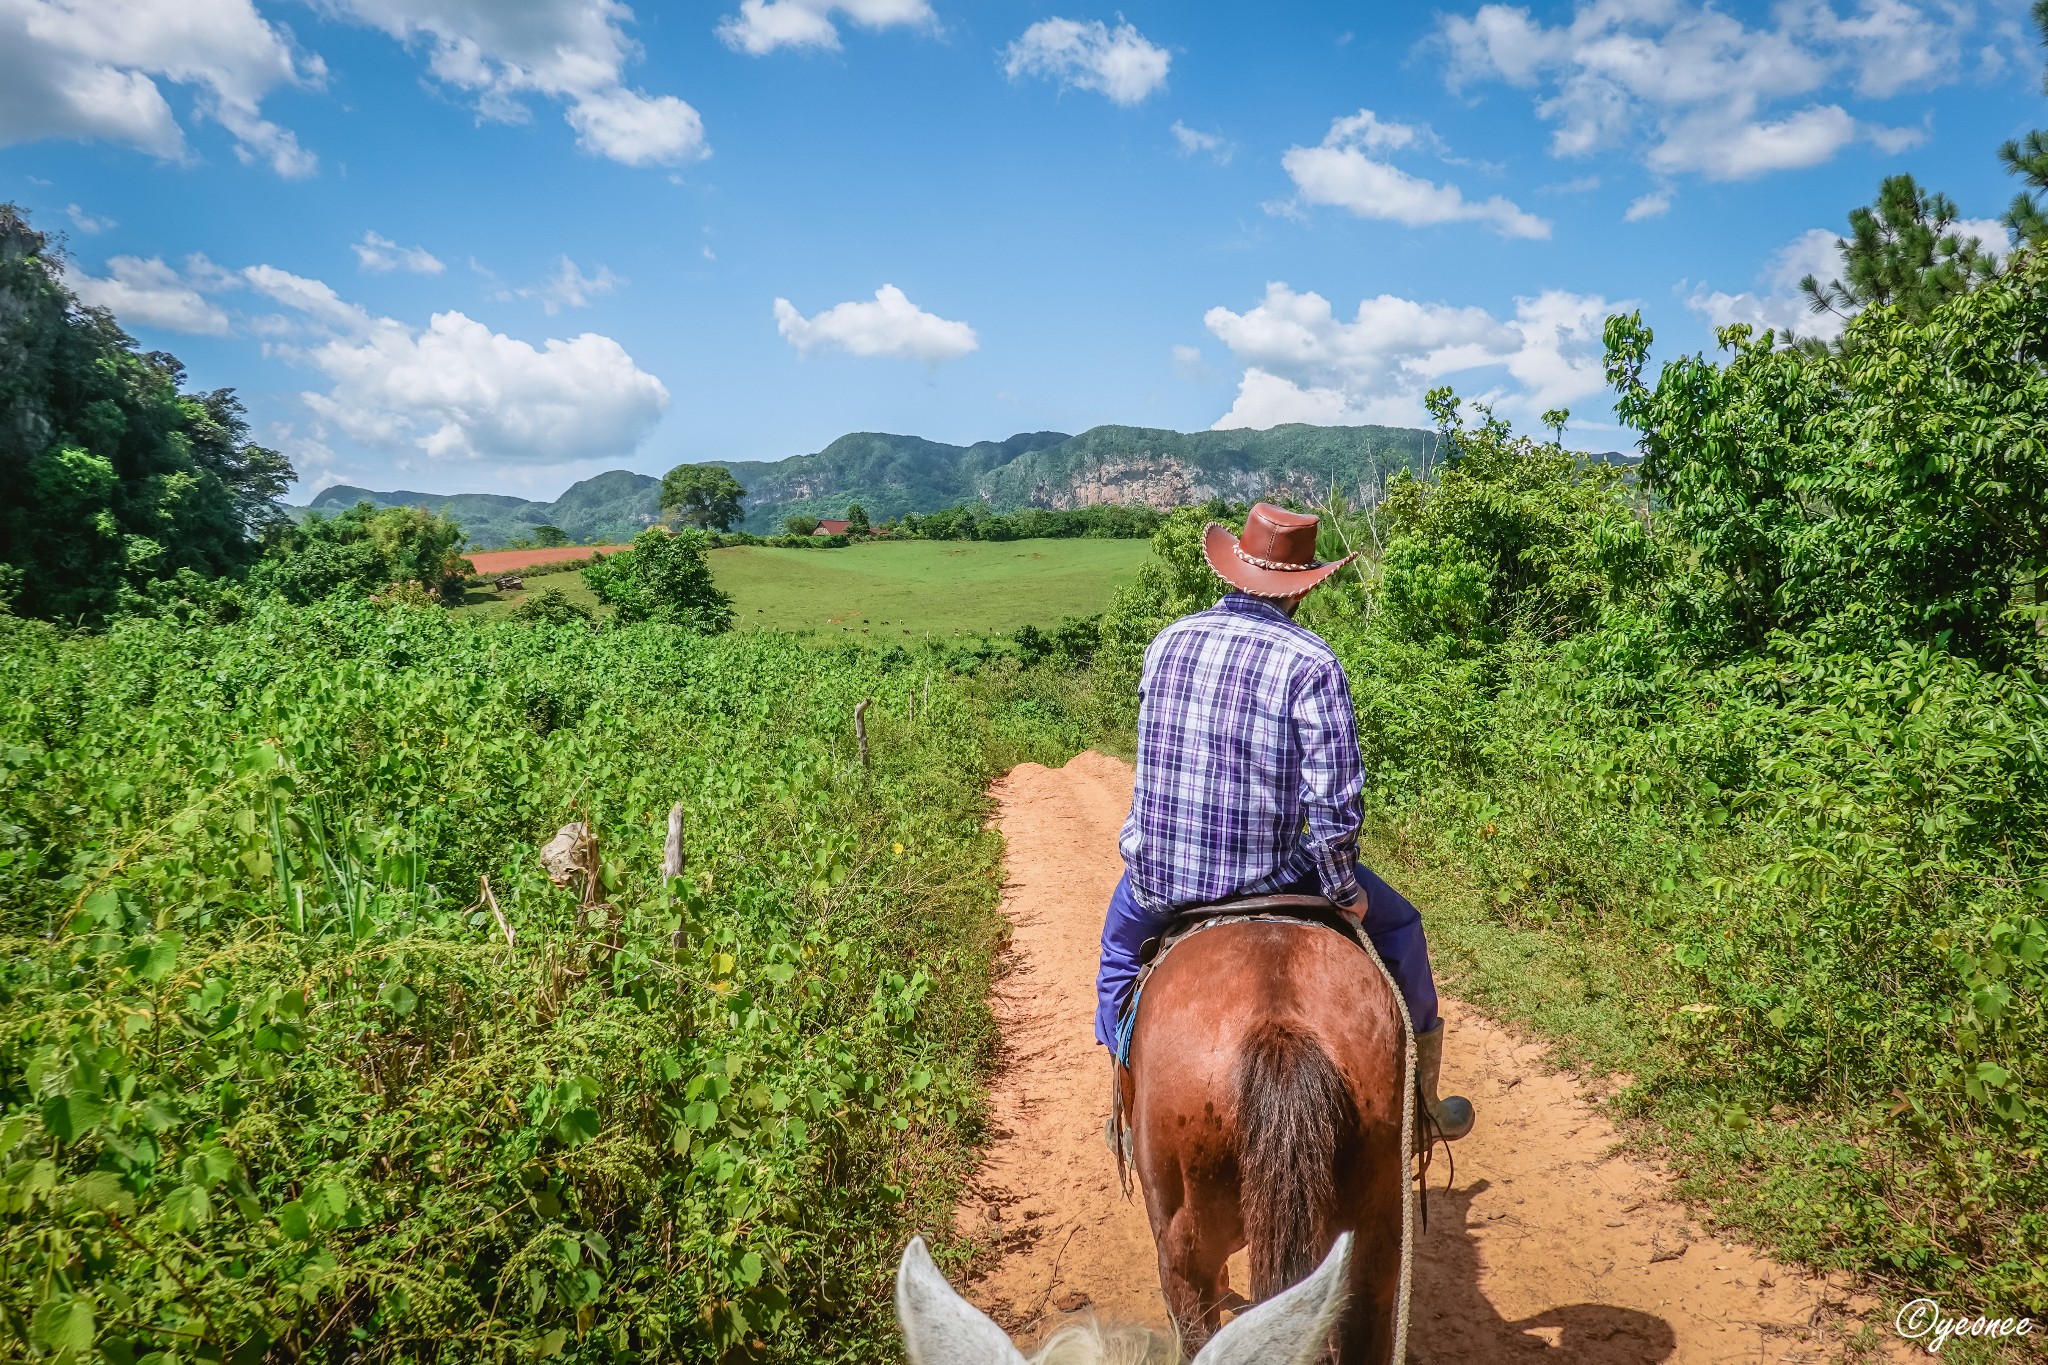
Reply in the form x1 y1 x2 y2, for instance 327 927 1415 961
895 1236 1031 1365
1190 1232 1351 1365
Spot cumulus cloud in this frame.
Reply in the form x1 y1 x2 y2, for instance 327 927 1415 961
1687 217 2014 342
1684 227 1845 340
91 254 669 465
1171 119 1232 163
773 284 978 363
298 312 667 462
328 0 708 166
1279 109 1549 239
1203 281 1617 430
66 254 231 335
1005 17 1170 105
0 0 322 175
716 0 933 54
354 230 445 274
1436 0 1964 180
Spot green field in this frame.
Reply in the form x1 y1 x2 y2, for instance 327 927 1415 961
459 537 1152 635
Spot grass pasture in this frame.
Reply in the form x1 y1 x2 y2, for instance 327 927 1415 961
459 537 1151 636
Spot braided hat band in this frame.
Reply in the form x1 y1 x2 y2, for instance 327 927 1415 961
1233 542 1332 573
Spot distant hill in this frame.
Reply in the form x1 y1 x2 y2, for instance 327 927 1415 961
300 470 662 549
294 422 1478 546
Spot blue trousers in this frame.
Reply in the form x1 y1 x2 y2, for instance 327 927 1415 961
1094 865 1441 1052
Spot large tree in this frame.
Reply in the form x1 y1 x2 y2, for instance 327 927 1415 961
0 203 292 622
2002 0 2048 246
1798 174 1999 339
659 463 747 531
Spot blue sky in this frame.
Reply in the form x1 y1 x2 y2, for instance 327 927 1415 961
3 0 2042 498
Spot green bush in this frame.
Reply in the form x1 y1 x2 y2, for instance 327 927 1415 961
510 586 595 627
0 599 1042 1362
581 529 734 631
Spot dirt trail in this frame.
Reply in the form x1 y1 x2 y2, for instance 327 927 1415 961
956 751 1908 1364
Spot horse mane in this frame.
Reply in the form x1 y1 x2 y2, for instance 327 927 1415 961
1028 1318 1179 1365
1232 1020 1358 1300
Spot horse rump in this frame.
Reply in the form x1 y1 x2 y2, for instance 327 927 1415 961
1232 1020 1358 1302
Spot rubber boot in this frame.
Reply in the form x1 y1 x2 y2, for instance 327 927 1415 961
1415 1020 1475 1141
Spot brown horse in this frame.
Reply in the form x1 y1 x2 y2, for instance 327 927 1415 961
1117 916 1410 1363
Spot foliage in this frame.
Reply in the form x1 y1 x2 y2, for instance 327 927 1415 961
845 505 869 536
582 529 735 632
784 516 819 537
305 475 660 554
896 504 1163 542
510 586 595 627
1798 175 2001 340
661 467 748 533
1373 404 1652 649
533 526 570 549
0 597 1071 1363
0 204 293 624
1606 246 2048 665
2001 0 2048 246
251 502 474 607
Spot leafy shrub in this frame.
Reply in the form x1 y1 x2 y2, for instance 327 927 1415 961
251 502 474 607
581 528 734 632
510 586 595 627
0 599 1031 1362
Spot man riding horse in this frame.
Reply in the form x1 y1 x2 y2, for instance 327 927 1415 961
1096 502 1475 1143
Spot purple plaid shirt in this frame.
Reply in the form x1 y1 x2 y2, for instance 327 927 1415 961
1119 592 1365 914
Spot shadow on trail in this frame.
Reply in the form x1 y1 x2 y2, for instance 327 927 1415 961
1408 1179 1677 1363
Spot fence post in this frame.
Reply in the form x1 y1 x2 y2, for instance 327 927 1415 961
855 698 871 766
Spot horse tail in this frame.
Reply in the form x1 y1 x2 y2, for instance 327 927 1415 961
1233 1020 1357 1302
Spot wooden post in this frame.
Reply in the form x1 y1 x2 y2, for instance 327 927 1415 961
663 803 684 886
923 671 931 718
854 698 871 766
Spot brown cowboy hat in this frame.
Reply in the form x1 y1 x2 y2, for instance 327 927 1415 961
1202 502 1355 599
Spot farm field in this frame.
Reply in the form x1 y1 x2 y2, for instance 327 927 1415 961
465 544 633 575
459 537 1152 634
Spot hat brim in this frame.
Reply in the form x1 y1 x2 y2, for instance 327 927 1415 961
1202 521 1353 600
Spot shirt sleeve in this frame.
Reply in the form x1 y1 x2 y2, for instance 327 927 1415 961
1293 656 1366 908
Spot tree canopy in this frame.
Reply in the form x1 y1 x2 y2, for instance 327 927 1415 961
0 204 293 622
660 464 747 531
1798 175 1999 338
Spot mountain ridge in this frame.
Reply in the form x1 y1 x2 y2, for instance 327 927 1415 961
299 421 1461 547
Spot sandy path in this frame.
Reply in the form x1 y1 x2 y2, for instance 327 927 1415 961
956 751 1908 1363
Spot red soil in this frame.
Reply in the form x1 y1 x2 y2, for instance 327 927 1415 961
464 545 633 575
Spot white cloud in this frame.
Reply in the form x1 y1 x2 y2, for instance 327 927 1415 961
328 0 708 166
0 0 322 175
245 262 377 333
773 284 978 363
1005 17 1170 105
1685 226 1845 340
1204 281 1618 430
1688 215 2016 342
65 203 115 233
1624 189 1671 221
237 262 668 463
536 256 621 313
716 0 933 54
354 230 445 274
1951 216 2015 261
1170 119 1231 163
66 254 231 335
300 312 667 462
1279 109 1550 239
1437 0 1969 181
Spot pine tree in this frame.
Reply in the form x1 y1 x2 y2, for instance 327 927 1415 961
2000 0 2048 246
